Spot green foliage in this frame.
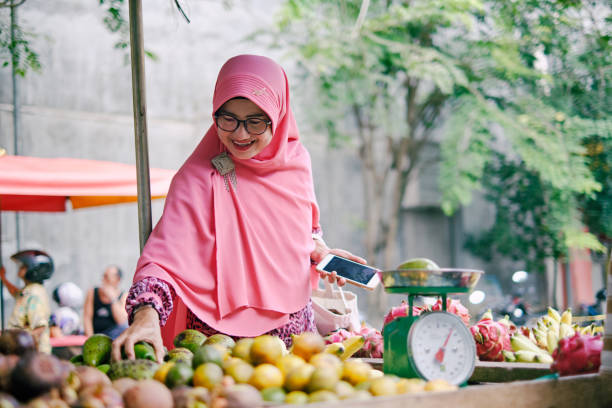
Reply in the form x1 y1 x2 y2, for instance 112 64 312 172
0 7 40 76
98 0 158 62
265 0 610 268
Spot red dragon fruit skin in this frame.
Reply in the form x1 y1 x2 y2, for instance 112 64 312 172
470 311 512 362
432 298 471 326
383 300 410 326
551 333 602 376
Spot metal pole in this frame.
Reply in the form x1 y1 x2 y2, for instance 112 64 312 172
0 205 4 329
10 2 21 252
128 0 152 253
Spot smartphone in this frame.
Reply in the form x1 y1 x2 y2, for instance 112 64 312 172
316 254 381 290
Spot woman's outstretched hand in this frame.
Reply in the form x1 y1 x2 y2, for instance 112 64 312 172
111 306 165 363
310 238 367 287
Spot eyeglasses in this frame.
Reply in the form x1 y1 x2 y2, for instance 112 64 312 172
214 113 271 135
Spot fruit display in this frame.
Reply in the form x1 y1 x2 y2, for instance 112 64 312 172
551 333 603 376
384 298 471 327
324 324 383 359
470 310 512 362
0 329 459 407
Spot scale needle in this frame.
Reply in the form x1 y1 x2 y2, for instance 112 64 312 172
435 329 453 363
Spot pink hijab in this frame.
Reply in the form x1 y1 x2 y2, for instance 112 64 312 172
134 55 320 346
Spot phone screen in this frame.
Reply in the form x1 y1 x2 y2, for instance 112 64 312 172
320 256 378 285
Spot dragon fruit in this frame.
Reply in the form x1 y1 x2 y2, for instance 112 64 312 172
383 300 418 326
324 328 352 344
551 333 602 376
497 315 518 335
470 310 512 361
355 324 383 358
324 324 383 358
431 298 471 326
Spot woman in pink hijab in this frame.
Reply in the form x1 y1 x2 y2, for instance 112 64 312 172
112 55 365 362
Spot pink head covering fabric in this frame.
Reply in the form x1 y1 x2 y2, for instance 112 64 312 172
133 55 321 346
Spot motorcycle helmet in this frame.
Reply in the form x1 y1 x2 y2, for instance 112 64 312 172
10 250 54 283
52 282 84 309
50 307 81 335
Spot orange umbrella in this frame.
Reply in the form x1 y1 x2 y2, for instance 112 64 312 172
0 153 176 328
0 154 175 211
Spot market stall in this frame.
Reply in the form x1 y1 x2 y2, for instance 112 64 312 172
0 153 176 329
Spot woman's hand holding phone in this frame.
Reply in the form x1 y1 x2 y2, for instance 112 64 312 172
310 238 367 287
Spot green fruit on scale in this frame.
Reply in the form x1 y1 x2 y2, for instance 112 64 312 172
396 258 440 270
82 334 112 367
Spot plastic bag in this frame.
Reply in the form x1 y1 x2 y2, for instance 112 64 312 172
311 280 360 336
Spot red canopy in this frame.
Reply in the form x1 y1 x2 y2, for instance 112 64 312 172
0 155 176 212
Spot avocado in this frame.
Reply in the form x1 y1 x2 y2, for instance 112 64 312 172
82 334 113 367
0 329 36 356
173 329 207 354
165 347 194 364
203 333 236 349
134 341 157 361
107 359 159 381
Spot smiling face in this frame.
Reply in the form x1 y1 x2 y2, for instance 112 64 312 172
216 98 273 160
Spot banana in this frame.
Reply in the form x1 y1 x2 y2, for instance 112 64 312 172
592 325 604 335
511 333 544 354
340 335 365 360
528 329 537 345
560 308 572 325
559 323 574 339
502 350 517 362
546 329 559 354
324 342 345 357
515 350 538 363
545 318 560 337
532 327 548 349
535 352 553 364
548 307 561 323
580 325 593 336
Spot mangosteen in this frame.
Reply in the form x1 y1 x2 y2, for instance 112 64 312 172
10 352 67 401
0 329 36 356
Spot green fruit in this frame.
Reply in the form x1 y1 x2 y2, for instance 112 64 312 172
285 390 309 404
165 347 194 364
134 341 157 361
308 390 338 403
260 387 286 403
203 333 236 349
165 362 194 389
107 359 160 381
396 257 439 270
192 344 225 368
174 329 207 354
97 364 110 374
83 334 113 366
69 354 84 365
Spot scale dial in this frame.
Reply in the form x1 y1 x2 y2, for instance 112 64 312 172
407 311 476 385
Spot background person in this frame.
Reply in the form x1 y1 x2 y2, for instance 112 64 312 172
83 265 128 339
0 249 54 353
112 54 364 363
50 281 84 337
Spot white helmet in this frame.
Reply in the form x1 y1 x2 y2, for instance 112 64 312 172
50 307 81 335
52 282 84 309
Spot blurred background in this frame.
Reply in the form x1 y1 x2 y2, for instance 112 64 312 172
0 0 610 328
